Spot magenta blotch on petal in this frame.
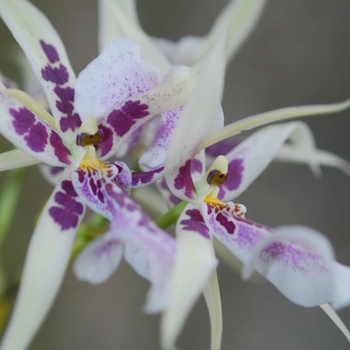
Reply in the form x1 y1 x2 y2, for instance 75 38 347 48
218 158 244 199
11 107 35 135
95 125 113 157
41 64 69 85
173 159 196 200
40 40 59 63
54 86 74 114
180 208 210 239
107 100 149 137
49 131 72 165
11 107 48 152
49 180 84 230
132 167 164 187
25 122 48 152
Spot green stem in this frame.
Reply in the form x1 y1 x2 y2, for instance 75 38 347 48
154 201 187 229
0 168 26 245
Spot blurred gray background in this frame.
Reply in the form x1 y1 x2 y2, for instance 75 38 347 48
1 0 350 349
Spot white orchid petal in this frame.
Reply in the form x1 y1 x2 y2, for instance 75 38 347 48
161 204 218 349
218 122 319 200
94 64 196 159
244 225 350 308
202 271 223 350
98 0 169 71
331 263 350 309
0 89 73 166
203 201 350 307
75 39 161 121
165 31 226 202
13 48 49 110
105 182 176 314
0 170 85 350
0 0 81 138
74 234 123 284
0 149 40 172
202 99 350 149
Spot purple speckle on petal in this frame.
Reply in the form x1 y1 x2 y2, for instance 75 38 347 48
174 159 195 200
259 241 327 274
40 40 59 63
107 100 149 137
181 209 210 239
41 64 69 85
50 131 72 165
49 180 84 230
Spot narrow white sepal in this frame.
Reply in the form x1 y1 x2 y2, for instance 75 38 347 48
320 303 350 343
202 270 222 350
161 229 217 350
0 149 40 172
0 169 85 350
202 99 350 149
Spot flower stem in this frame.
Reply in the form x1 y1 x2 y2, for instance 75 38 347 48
154 201 187 229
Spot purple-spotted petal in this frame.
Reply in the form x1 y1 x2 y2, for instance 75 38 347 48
218 122 320 201
105 181 176 313
72 159 132 219
161 203 217 349
74 234 123 284
0 170 85 350
165 32 226 202
81 63 196 159
0 90 73 166
131 167 164 187
202 202 350 308
139 108 183 171
243 225 350 308
75 39 160 121
0 0 81 139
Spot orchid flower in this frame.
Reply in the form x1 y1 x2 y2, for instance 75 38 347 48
0 0 205 348
154 8 350 345
160 119 350 349
97 0 271 171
